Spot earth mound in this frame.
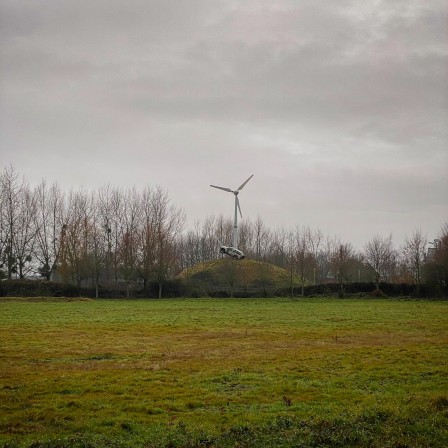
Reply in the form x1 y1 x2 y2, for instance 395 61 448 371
177 258 299 297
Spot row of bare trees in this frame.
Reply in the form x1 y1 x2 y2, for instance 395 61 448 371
0 166 184 297
1 165 446 295
180 215 439 293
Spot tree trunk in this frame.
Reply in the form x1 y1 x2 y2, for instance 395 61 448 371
339 279 344 298
375 272 380 291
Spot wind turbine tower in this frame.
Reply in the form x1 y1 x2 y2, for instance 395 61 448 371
210 174 253 248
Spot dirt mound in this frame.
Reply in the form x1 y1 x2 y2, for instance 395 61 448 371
177 258 299 297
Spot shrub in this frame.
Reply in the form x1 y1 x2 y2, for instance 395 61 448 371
0 280 81 297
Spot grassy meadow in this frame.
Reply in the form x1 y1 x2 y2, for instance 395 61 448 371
1 297 447 447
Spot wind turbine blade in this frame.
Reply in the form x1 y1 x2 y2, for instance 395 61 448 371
237 174 253 191
236 196 243 219
210 185 233 193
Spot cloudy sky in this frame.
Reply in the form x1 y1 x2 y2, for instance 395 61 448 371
1 0 447 248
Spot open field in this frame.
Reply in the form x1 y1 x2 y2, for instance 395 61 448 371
1 297 447 447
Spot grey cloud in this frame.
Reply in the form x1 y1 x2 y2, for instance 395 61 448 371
1 0 446 248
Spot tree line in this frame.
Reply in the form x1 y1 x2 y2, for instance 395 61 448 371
1 165 447 297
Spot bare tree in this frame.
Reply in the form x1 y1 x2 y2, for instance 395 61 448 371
253 216 271 261
0 178 5 279
33 181 65 280
150 187 185 298
215 214 233 250
270 227 289 269
292 227 308 296
60 189 93 286
330 240 355 297
401 229 427 289
199 215 219 266
251 217 274 295
315 236 334 284
424 221 448 294
136 186 158 289
237 219 252 258
110 188 124 283
178 229 200 270
88 192 112 297
13 183 37 278
364 234 397 290
307 228 323 284
117 188 140 297
96 185 120 285
0 165 25 278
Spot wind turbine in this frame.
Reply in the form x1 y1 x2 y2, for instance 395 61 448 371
210 174 253 249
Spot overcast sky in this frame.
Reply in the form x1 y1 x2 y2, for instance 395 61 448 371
1 0 447 249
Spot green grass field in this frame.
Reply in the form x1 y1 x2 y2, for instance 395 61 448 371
1 297 447 447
